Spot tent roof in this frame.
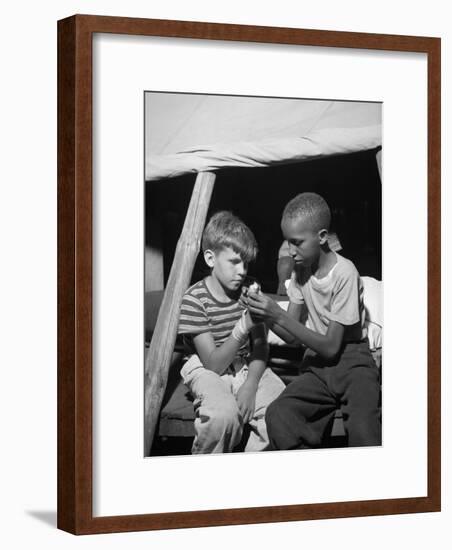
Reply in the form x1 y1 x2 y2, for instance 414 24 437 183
145 94 381 181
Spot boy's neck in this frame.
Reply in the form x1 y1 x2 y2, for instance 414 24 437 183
311 248 337 279
205 274 237 302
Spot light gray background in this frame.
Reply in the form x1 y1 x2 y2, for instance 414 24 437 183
1 1 449 547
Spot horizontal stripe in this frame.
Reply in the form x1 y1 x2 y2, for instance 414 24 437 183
182 303 242 318
179 321 209 330
193 300 240 312
212 314 242 322
179 317 210 326
179 320 211 330
181 295 203 307
208 308 242 319
180 308 208 319
178 279 249 354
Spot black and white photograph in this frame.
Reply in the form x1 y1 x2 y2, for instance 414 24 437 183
144 92 382 458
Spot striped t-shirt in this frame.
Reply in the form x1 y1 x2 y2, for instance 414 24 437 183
178 279 249 356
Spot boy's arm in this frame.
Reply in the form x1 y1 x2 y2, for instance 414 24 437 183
266 269 308 345
266 302 306 346
248 292 344 360
180 291 254 376
240 283 305 346
273 310 344 360
191 311 254 376
235 323 268 423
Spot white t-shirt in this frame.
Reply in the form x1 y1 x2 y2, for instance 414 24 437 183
287 252 367 342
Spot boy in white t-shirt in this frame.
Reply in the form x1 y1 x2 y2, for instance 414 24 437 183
247 193 381 449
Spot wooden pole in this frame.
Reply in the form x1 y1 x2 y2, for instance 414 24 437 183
144 171 216 455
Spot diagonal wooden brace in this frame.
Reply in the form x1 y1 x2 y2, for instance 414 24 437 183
144 171 216 455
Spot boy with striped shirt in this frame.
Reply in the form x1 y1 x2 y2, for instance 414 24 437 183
178 211 285 454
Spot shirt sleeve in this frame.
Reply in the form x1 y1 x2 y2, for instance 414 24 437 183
328 267 361 326
178 294 211 336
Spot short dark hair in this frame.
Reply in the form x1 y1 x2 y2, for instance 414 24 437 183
202 211 258 263
282 192 331 232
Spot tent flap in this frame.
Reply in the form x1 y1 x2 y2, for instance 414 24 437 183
146 125 381 181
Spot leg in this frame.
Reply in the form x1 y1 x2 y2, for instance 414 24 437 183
265 370 337 450
181 356 243 454
244 368 286 452
340 365 381 447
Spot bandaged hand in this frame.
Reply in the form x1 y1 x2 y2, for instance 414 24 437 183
231 309 254 344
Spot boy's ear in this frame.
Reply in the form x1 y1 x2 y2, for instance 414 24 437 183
318 228 329 245
204 249 215 268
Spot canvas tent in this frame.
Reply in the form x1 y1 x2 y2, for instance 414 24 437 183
144 93 382 454
146 94 381 180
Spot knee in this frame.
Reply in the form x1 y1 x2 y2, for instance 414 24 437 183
344 406 381 446
265 397 286 434
207 401 241 435
265 398 278 421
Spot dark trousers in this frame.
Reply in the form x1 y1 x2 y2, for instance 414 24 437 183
266 341 381 450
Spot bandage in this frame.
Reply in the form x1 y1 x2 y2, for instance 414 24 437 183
231 310 254 344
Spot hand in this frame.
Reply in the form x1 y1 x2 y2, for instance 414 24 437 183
235 381 257 424
231 309 255 343
247 291 282 325
239 285 249 309
242 309 254 332
239 280 260 309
